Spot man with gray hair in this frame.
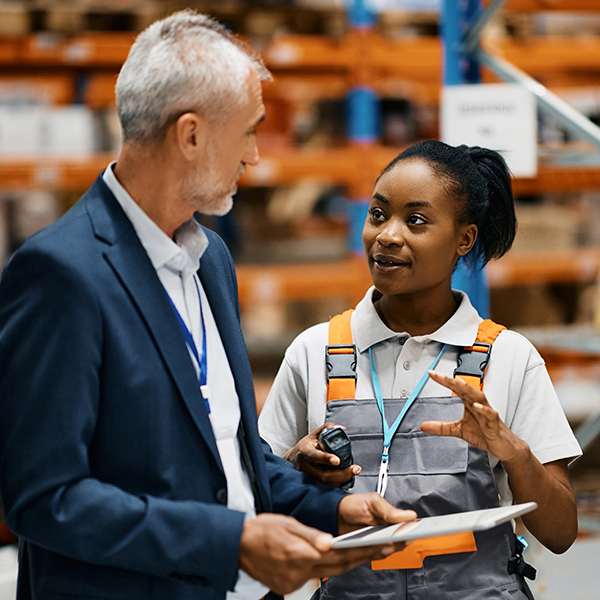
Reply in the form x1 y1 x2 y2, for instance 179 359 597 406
0 10 414 600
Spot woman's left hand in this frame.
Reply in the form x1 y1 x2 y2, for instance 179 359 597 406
421 369 578 555
420 370 528 464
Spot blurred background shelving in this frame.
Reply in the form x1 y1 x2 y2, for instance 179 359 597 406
3 2 600 351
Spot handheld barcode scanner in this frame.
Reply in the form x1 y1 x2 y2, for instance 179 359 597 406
319 426 354 491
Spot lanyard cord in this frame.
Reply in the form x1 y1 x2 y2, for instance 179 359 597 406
369 342 447 496
167 277 210 413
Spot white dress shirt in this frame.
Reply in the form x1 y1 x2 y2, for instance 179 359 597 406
103 164 267 600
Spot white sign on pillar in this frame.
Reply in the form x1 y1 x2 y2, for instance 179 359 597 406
441 83 537 178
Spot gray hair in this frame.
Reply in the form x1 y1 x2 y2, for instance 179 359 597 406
116 10 271 144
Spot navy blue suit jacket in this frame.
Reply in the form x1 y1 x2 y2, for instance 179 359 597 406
0 174 343 599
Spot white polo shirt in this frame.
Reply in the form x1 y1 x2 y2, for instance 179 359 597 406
103 164 268 600
259 286 582 507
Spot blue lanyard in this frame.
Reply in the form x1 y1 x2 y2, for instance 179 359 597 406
168 278 210 414
369 343 446 496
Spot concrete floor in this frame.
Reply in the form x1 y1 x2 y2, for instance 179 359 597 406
528 533 600 600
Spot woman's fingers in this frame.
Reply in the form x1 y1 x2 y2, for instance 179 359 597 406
428 370 488 407
425 371 523 461
306 446 341 466
428 370 497 425
420 419 461 437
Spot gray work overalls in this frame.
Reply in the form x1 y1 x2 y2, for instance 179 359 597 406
315 315 535 600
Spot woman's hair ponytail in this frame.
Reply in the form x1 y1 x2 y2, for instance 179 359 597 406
462 145 516 267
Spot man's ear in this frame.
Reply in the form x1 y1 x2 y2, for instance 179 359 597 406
457 224 478 257
174 112 210 161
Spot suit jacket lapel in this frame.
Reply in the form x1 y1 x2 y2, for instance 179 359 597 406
84 176 223 469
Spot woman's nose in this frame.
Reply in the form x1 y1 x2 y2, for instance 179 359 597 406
376 220 404 247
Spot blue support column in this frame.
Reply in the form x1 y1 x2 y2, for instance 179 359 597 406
347 87 380 144
442 0 481 86
348 199 370 255
347 88 380 254
348 0 377 29
442 0 490 318
347 0 379 255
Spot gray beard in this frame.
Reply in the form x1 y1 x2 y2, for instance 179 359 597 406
179 173 236 216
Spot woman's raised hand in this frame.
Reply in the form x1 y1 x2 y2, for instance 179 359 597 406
420 371 528 464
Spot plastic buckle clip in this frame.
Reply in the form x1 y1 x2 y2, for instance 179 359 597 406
325 345 357 381
454 342 492 383
507 536 537 581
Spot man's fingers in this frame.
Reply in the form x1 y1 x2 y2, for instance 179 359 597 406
317 541 410 575
337 493 417 534
238 515 410 595
310 543 401 577
284 518 334 552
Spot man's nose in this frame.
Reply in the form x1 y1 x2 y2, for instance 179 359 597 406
243 137 260 167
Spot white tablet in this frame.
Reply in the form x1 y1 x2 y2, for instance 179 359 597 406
331 502 538 549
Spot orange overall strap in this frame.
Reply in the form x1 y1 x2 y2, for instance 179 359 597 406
454 319 506 391
326 310 356 402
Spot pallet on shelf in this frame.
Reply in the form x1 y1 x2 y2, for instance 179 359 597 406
2 150 600 196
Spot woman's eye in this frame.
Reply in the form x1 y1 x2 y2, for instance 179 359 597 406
408 214 426 225
369 207 385 220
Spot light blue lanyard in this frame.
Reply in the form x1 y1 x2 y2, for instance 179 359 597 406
167 278 210 414
369 343 446 496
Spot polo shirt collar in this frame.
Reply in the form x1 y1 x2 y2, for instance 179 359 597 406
353 287 481 353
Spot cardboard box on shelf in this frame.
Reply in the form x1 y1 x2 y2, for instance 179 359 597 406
29 0 164 33
0 105 95 157
0 2 31 36
0 75 74 106
43 105 95 156
535 12 600 37
0 106 43 156
511 203 581 254
491 285 566 329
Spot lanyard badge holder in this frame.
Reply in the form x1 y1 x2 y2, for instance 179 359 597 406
369 344 447 498
167 279 210 414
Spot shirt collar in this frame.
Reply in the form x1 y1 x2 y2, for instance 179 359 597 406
353 287 482 353
102 162 208 278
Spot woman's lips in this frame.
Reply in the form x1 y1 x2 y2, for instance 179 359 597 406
372 255 410 271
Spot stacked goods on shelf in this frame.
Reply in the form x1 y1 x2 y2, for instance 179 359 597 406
0 0 163 35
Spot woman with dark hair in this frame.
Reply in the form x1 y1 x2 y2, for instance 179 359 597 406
259 140 581 599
